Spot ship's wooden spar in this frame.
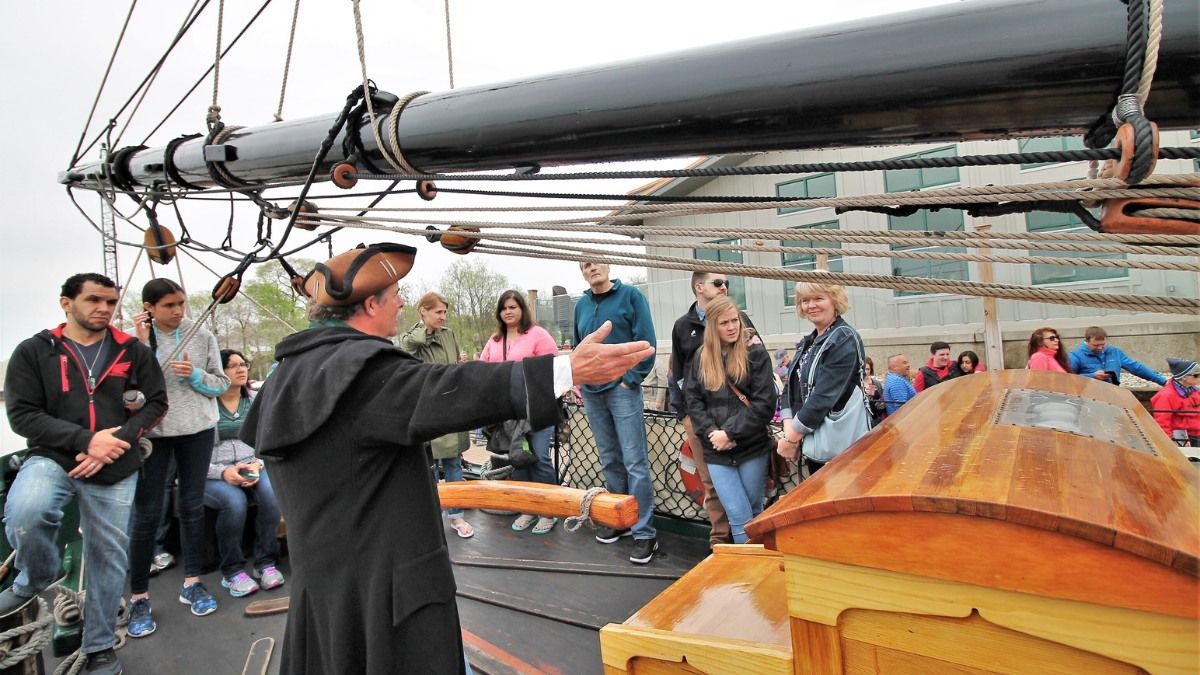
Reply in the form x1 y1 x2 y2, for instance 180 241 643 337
63 0 1199 191
438 481 639 530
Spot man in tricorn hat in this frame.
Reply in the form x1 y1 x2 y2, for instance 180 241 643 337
241 243 654 674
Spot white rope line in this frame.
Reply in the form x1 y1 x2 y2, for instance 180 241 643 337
273 0 302 122
293 178 1200 230
206 0 225 130
476 242 1196 315
178 247 299 332
1138 0 1162 108
301 212 1200 257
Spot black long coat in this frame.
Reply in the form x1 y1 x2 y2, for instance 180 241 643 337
241 327 557 674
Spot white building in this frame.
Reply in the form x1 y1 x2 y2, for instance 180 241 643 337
634 131 1199 370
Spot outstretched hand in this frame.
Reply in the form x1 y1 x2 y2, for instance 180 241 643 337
569 321 655 386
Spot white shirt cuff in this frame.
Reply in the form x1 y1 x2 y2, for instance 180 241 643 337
553 355 573 398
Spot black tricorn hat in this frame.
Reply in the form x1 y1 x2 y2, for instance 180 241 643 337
302 243 417 306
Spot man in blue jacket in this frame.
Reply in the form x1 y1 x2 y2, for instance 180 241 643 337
574 261 659 563
1068 326 1166 387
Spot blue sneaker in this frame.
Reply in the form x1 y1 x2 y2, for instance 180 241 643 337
127 598 156 638
178 582 217 616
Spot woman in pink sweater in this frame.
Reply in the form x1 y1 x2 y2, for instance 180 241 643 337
479 290 562 534
1026 327 1069 373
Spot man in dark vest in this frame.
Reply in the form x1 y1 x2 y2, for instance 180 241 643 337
669 272 760 548
241 244 654 674
914 341 954 393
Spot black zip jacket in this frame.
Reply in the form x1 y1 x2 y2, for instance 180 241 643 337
669 302 758 419
4 324 168 484
781 316 864 434
683 346 775 466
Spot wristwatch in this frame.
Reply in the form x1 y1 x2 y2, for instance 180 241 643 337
776 430 798 444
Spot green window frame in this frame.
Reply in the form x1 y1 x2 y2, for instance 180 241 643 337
694 241 747 308
1027 210 1126 285
883 146 959 193
1018 136 1087 169
776 173 836 215
781 221 842 307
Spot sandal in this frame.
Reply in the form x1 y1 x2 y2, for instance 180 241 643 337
532 517 558 535
510 514 536 532
450 519 475 539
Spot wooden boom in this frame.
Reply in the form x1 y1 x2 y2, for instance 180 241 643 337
63 0 1199 191
437 480 639 531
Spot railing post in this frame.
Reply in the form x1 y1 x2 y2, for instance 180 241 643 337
974 223 1005 370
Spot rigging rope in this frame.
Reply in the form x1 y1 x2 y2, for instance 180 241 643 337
274 0 302 122
69 0 138 167
443 0 455 89
207 0 226 131
476 242 1197 316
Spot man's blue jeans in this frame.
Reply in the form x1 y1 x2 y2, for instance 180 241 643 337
202 467 282 578
582 384 656 540
4 456 137 654
511 426 557 486
706 453 768 544
434 457 467 520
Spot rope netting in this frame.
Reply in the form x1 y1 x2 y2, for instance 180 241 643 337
555 403 802 524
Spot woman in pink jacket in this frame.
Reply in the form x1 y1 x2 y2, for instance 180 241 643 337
1026 327 1069 373
479 290 562 534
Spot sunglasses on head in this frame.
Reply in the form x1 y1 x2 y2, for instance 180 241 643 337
709 279 727 288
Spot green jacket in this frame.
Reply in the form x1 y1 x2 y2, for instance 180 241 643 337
399 322 470 459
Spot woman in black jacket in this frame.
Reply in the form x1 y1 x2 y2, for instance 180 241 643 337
683 296 776 544
777 280 870 472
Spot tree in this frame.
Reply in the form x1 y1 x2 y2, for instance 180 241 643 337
438 259 514 355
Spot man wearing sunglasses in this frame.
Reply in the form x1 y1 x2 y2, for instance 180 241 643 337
669 272 761 549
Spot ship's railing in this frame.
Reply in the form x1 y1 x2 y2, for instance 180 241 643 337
555 402 804 524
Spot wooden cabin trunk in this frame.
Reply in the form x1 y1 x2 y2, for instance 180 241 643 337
600 371 1198 674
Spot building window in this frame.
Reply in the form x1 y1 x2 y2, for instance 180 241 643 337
776 173 836 215
1027 210 1126 285
883 146 959 193
1018 135 1087 170
694 241 747 308
885 147 966 295
782 221 842 307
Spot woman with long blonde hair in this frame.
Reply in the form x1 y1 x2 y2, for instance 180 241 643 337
683 296 775 543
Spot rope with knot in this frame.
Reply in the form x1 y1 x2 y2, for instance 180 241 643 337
0 597 52 670
565 487 609 532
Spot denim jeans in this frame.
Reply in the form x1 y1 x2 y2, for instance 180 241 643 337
202 467 282 578
581 385 656 539
706 453 768 544
434 457 466 520
4 456 137 654
510 426 557 486
129 428 214 593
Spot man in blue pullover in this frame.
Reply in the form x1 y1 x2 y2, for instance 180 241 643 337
1068 326 1166 387
574 261 659 563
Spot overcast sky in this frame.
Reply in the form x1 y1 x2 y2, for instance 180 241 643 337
0 0 956 358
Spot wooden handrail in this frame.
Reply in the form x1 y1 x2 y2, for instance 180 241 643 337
438 481 639 530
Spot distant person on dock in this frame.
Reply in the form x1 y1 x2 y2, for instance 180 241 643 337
240 244 653 674
3 273 167 675
478 290 561 535
1150 358 1200 447
914 341 954 392
863 356 886 426
670 272 761 549
401 291 474 539
1026 328 1069 373
883 354 918 416
683 296 775 544
952 350 985 377
574 261 659 564
1068 326 1166 387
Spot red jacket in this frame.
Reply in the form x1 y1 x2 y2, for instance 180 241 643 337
914 358 953 392
1150 379 1200 441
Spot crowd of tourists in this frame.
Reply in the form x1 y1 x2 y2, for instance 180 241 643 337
2 261 1195 673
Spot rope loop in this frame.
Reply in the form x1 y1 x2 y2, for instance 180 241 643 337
0 597 52 670
564 487 608 532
